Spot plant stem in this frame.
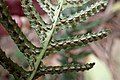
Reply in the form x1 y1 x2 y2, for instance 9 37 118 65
28 0 64 80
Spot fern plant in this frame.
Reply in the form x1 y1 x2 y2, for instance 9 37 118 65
0 0 110 80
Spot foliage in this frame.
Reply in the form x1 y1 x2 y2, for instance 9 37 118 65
0 0 110 80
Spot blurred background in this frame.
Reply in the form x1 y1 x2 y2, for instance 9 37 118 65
0 0 120 80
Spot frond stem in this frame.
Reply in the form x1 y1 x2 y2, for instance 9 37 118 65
28 0 64 80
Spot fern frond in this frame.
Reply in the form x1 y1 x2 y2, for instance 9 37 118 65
28 1 65 79
0 0 35 71
21 0 48 44
0 0 110 79
46 29 110 55
35 62 95 79
57 0 108 26
21 0 46 26
0 1 39 51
